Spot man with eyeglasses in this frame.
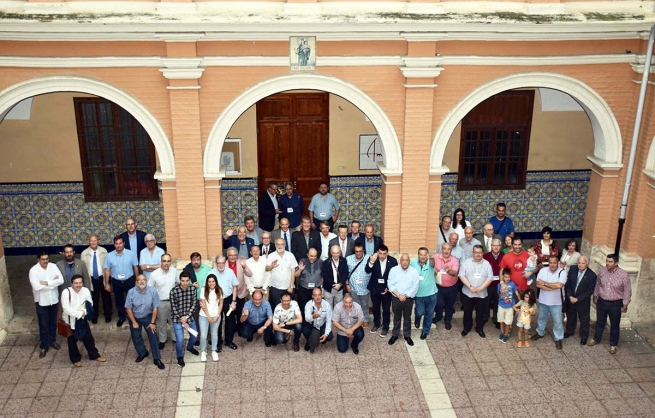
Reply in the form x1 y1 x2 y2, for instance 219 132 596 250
474 223 501 255
259 232 275 257
120 217 147 260
266 238 299 307
279 181 303 229
139 234 165 280
346 243 371 328
321 245 348 308
30 250 64 358
147 253 179 350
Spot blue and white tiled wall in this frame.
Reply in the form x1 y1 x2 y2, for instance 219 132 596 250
0 182 166 250
440 170 590 237
221 175 383 232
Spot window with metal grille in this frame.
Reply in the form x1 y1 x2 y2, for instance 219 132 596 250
458 90 534 190
74 98 158 201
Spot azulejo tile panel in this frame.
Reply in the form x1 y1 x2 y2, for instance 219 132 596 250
0 182 166 248
439 171 591 234
221 176 383 233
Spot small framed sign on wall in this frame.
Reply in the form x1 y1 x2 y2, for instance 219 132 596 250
222 138 242 175
359 134 383 170
290 36 316 72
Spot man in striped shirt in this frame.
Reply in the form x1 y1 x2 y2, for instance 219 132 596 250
588 254 632 354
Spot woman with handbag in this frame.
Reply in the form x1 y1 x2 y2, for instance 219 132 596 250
61 274 106 367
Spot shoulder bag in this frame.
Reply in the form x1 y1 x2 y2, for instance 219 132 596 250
57 289 73 338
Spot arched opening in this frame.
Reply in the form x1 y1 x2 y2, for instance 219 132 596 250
430 72 622 242
0 76 174 326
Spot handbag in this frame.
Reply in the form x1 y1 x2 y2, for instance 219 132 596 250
57 289 73 338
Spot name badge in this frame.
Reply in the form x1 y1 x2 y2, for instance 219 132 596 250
474 273 481 279
118 274 125 280
440 269 446 274
378 278 385 284
319 212 326 217
493 276 499 281
287 208 293 213
355 280 362 285
419 275 425 281
308 283 315 288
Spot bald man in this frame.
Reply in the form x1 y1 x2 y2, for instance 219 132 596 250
564 256 597 345
223 226 255 259
387 254 420 346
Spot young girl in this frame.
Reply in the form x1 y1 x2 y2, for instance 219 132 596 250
199 274 224 362
513 290 537 347
523 245 538 286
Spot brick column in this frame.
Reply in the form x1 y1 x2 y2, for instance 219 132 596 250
397 47 443 252
205 178 224 258
583 159 622 247
426 173 444 251
0 228 12 328
160 180 180 258
380 173 402 251
160 39 208 259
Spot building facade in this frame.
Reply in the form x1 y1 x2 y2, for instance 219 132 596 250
0 0 654 327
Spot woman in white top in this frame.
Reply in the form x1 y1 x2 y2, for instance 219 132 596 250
452 208 472 242
61 274 106 367
199 274 224 362
559 239 581 273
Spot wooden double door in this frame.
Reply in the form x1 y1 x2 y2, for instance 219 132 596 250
257 92 329 212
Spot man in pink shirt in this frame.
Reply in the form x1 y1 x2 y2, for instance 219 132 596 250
432 243 460 330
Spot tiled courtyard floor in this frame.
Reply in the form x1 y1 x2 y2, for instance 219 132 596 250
2 314 655 417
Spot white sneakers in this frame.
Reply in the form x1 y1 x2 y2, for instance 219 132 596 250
201 351 207 362
211 351 219 361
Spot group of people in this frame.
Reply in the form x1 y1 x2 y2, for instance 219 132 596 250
28 200 632 370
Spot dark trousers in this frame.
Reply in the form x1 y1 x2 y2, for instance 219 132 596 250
269 287 286 310
566 300 591 340
593 297 623 346
35 302 58 349
371 292 392 331
486 284 499 324
112 276 135 321
91 278 112 320
337 327 365 352
462 294 488 332
435 284 458 324
235 296 246 336
296 286 313 320
313 217 334 232
274 323 303 344
391 296 414 338
217 295 236 346
130 316 161 360
67 331 100 363
302 322 333 350
241 320 273 343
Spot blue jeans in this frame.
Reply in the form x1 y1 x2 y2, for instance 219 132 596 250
35 302 58 349
274 323 303 344
593 297 623 346
113 276 135 321
198 315 221 352
435 284 458 324
130 316 161 360
173 321 198 358
241 320 273 344
536 303 564 341
415 294 437 334
336 327 365 352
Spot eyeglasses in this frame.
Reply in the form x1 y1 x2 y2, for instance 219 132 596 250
126 223 136 226
354 250 364 253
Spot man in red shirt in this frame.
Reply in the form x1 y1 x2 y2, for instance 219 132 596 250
499 236 529 293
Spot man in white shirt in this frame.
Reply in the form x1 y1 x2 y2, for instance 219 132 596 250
29 251 64 358
245 245 270 296
302 287 334 353
319 221 337 261
272 291 303 351
81 235 111 323
267 239 299 306
147 253 179 350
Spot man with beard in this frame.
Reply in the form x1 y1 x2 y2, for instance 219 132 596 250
308 182 340 232
57 244 90 292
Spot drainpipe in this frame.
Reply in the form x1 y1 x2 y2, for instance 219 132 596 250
615 25 655 255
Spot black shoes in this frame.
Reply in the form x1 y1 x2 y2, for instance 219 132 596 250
477 330 486 338
177 357 185 367
580 339 587 345
494 322 501 329
247 337 253 342
564 332 573 338
154 359 165 370
445 323 452 330
39 348 48 359
227 342 238 350
304 344 310 352
388 336 398 345
432 317 439 325
531 333 544 341
187 348 199 356
117 319 125 327
159 342 165 350
420 333 428 340
105 317 112 323
92 318 98 324
136 351 149 363
265 341 272 347
51 342 61 350
555 340 563 350
352 347 359 355
404 337 414 346
461 329 470 337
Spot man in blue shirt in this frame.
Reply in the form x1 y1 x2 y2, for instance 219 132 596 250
125 274 164 370
410 247 437 340
240 290 274 346
489 202 515 238
279 181 304 229
104 235 139 327
387 254 420 346
346 243 371 327
308 182 340 232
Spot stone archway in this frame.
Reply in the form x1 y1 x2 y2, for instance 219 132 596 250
204 73 403 178
0 75 175 180
430 72 623 172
